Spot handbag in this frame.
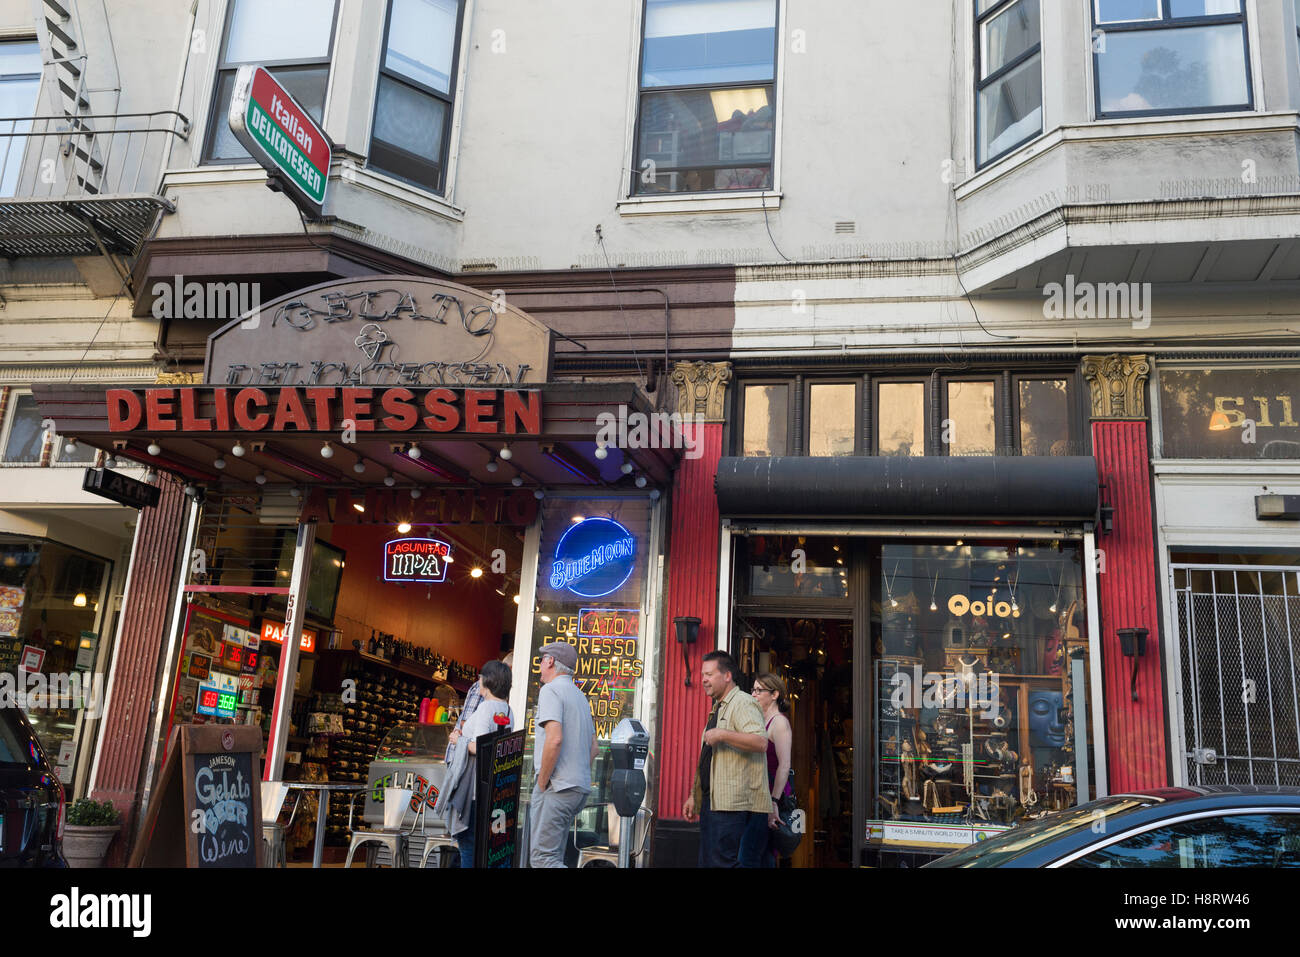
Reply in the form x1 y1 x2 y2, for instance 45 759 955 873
772 770 801 857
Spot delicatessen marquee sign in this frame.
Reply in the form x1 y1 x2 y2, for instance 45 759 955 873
105 386 542 436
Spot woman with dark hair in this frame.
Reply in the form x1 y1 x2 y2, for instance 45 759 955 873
751 672 794 866
435 659 513 868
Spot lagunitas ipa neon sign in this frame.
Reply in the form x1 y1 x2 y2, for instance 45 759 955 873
385 538 452 583
228 65 331 217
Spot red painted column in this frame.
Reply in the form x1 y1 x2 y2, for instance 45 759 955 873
88 475 187 865
1085 355 1169 791
656 362 730 822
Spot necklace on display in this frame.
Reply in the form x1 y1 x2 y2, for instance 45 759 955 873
1049 564 1066 614
884 561 901 608
928 568 940 612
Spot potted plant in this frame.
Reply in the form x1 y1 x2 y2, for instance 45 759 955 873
63 798 121 868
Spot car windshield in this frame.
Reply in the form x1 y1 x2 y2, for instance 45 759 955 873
927 797 1154 867
0 708 38 770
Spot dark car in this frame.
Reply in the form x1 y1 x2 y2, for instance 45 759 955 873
0 704 66 866
925 787 1300 868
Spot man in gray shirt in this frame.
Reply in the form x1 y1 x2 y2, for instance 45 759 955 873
529 641 596 867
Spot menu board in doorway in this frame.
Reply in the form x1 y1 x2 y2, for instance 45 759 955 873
476 729 526 868
129 725 263 868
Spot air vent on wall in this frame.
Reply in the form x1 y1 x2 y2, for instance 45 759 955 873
460 261 498 272
834 221 856 235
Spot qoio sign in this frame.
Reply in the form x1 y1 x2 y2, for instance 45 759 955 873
228 65 331 217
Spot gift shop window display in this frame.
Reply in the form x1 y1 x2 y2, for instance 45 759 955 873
0 536 111 791
872 541 1092 853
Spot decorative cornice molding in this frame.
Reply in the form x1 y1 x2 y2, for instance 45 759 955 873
1082 354 1151 421
671 361 732 422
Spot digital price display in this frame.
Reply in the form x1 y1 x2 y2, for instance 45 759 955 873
577 608 640 639
195 674 240 719
384 538 452 583
222 643 244 669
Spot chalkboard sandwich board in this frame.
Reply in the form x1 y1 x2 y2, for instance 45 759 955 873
475 727 526 869
129 724 263 868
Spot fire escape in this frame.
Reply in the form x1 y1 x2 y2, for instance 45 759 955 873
0 0 188 282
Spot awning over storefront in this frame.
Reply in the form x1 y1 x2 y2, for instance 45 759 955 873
715 456 1099 521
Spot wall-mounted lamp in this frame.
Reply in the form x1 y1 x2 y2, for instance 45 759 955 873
1117 627 1148 702
674 616 701 687
1098 483 1115 536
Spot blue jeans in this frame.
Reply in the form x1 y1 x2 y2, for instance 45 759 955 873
456 803 475 868
699 797 767 868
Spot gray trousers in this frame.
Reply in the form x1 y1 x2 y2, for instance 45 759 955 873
528 786 587 868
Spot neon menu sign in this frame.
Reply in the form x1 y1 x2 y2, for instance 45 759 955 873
385 538 452 583
550 518 637 598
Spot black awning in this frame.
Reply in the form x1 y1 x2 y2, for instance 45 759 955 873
715 456 1099 521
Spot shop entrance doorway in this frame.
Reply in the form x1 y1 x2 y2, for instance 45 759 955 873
734 614 855 867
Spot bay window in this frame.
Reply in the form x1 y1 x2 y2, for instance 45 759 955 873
633 0 778 195
1092 0 1251 118
369 0 464 195
204 0 337 163
976 0 1043 167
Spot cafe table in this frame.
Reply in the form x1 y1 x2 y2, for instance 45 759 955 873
283 782 369 868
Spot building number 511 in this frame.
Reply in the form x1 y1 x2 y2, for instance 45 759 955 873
1213 395 1299 428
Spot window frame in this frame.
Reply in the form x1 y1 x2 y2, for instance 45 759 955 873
974 0 1044 169
736 369 1085 459
201 0 341 166
1051 808 1300 867
872 377 928 457
0 389 96 467
630 0 782 197
366 0 467 197
738 379 795 458
805 378 861 457
1089 0 1253 120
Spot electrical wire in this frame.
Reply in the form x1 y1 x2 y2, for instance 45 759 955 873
595 227 645 382
761 191 792 263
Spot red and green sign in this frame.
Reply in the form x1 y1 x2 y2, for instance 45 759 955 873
228 65 330 216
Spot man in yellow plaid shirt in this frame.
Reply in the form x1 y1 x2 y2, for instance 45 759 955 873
683 650 770 867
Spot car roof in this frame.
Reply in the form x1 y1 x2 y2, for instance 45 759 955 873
1115 785 1300 802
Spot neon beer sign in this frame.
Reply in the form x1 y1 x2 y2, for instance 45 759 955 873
550 518 636 598
385 538 451 583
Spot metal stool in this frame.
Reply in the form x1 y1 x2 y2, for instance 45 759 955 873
573 805 653 868
261 786 301 868
343 790 423 868
419 833 460 868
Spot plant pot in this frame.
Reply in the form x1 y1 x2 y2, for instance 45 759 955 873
63 824 120 868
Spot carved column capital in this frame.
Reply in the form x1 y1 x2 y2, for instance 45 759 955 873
154 371 202 385
671 361 732 423
1082 354 1151 421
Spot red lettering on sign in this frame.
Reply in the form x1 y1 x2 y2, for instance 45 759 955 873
305 388 336 432
178 389 212 432
342 388 375 432
233 388 270 430
504 390 541 435
213 388 232 432
423 389 460 432
145 389 177 431
273 387 311 431
107 389 142 431
464 390 498 434
380 388 418 431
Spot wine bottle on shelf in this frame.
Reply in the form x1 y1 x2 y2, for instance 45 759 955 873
367 629 377 655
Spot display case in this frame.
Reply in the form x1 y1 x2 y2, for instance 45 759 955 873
361 712 459 830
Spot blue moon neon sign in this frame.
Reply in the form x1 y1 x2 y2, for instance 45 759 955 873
550 518 637 598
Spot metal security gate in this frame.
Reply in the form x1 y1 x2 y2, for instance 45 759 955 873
1172 564 1300 787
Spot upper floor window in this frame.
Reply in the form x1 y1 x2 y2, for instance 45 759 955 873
368 0 464 195
1092 0 1251 119
738 372 1083 458
2 393 97 465
1 40 42 197
633 0 778 195
204 0 337 163
976 0 1043 167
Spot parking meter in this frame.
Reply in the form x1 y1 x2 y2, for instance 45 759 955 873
609 718 649 867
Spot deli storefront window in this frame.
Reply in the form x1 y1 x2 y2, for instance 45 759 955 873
0 536 111 790
519 495 659 803
872 541 1091 848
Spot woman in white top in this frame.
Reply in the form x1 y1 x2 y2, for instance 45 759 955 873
452 659 513 868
